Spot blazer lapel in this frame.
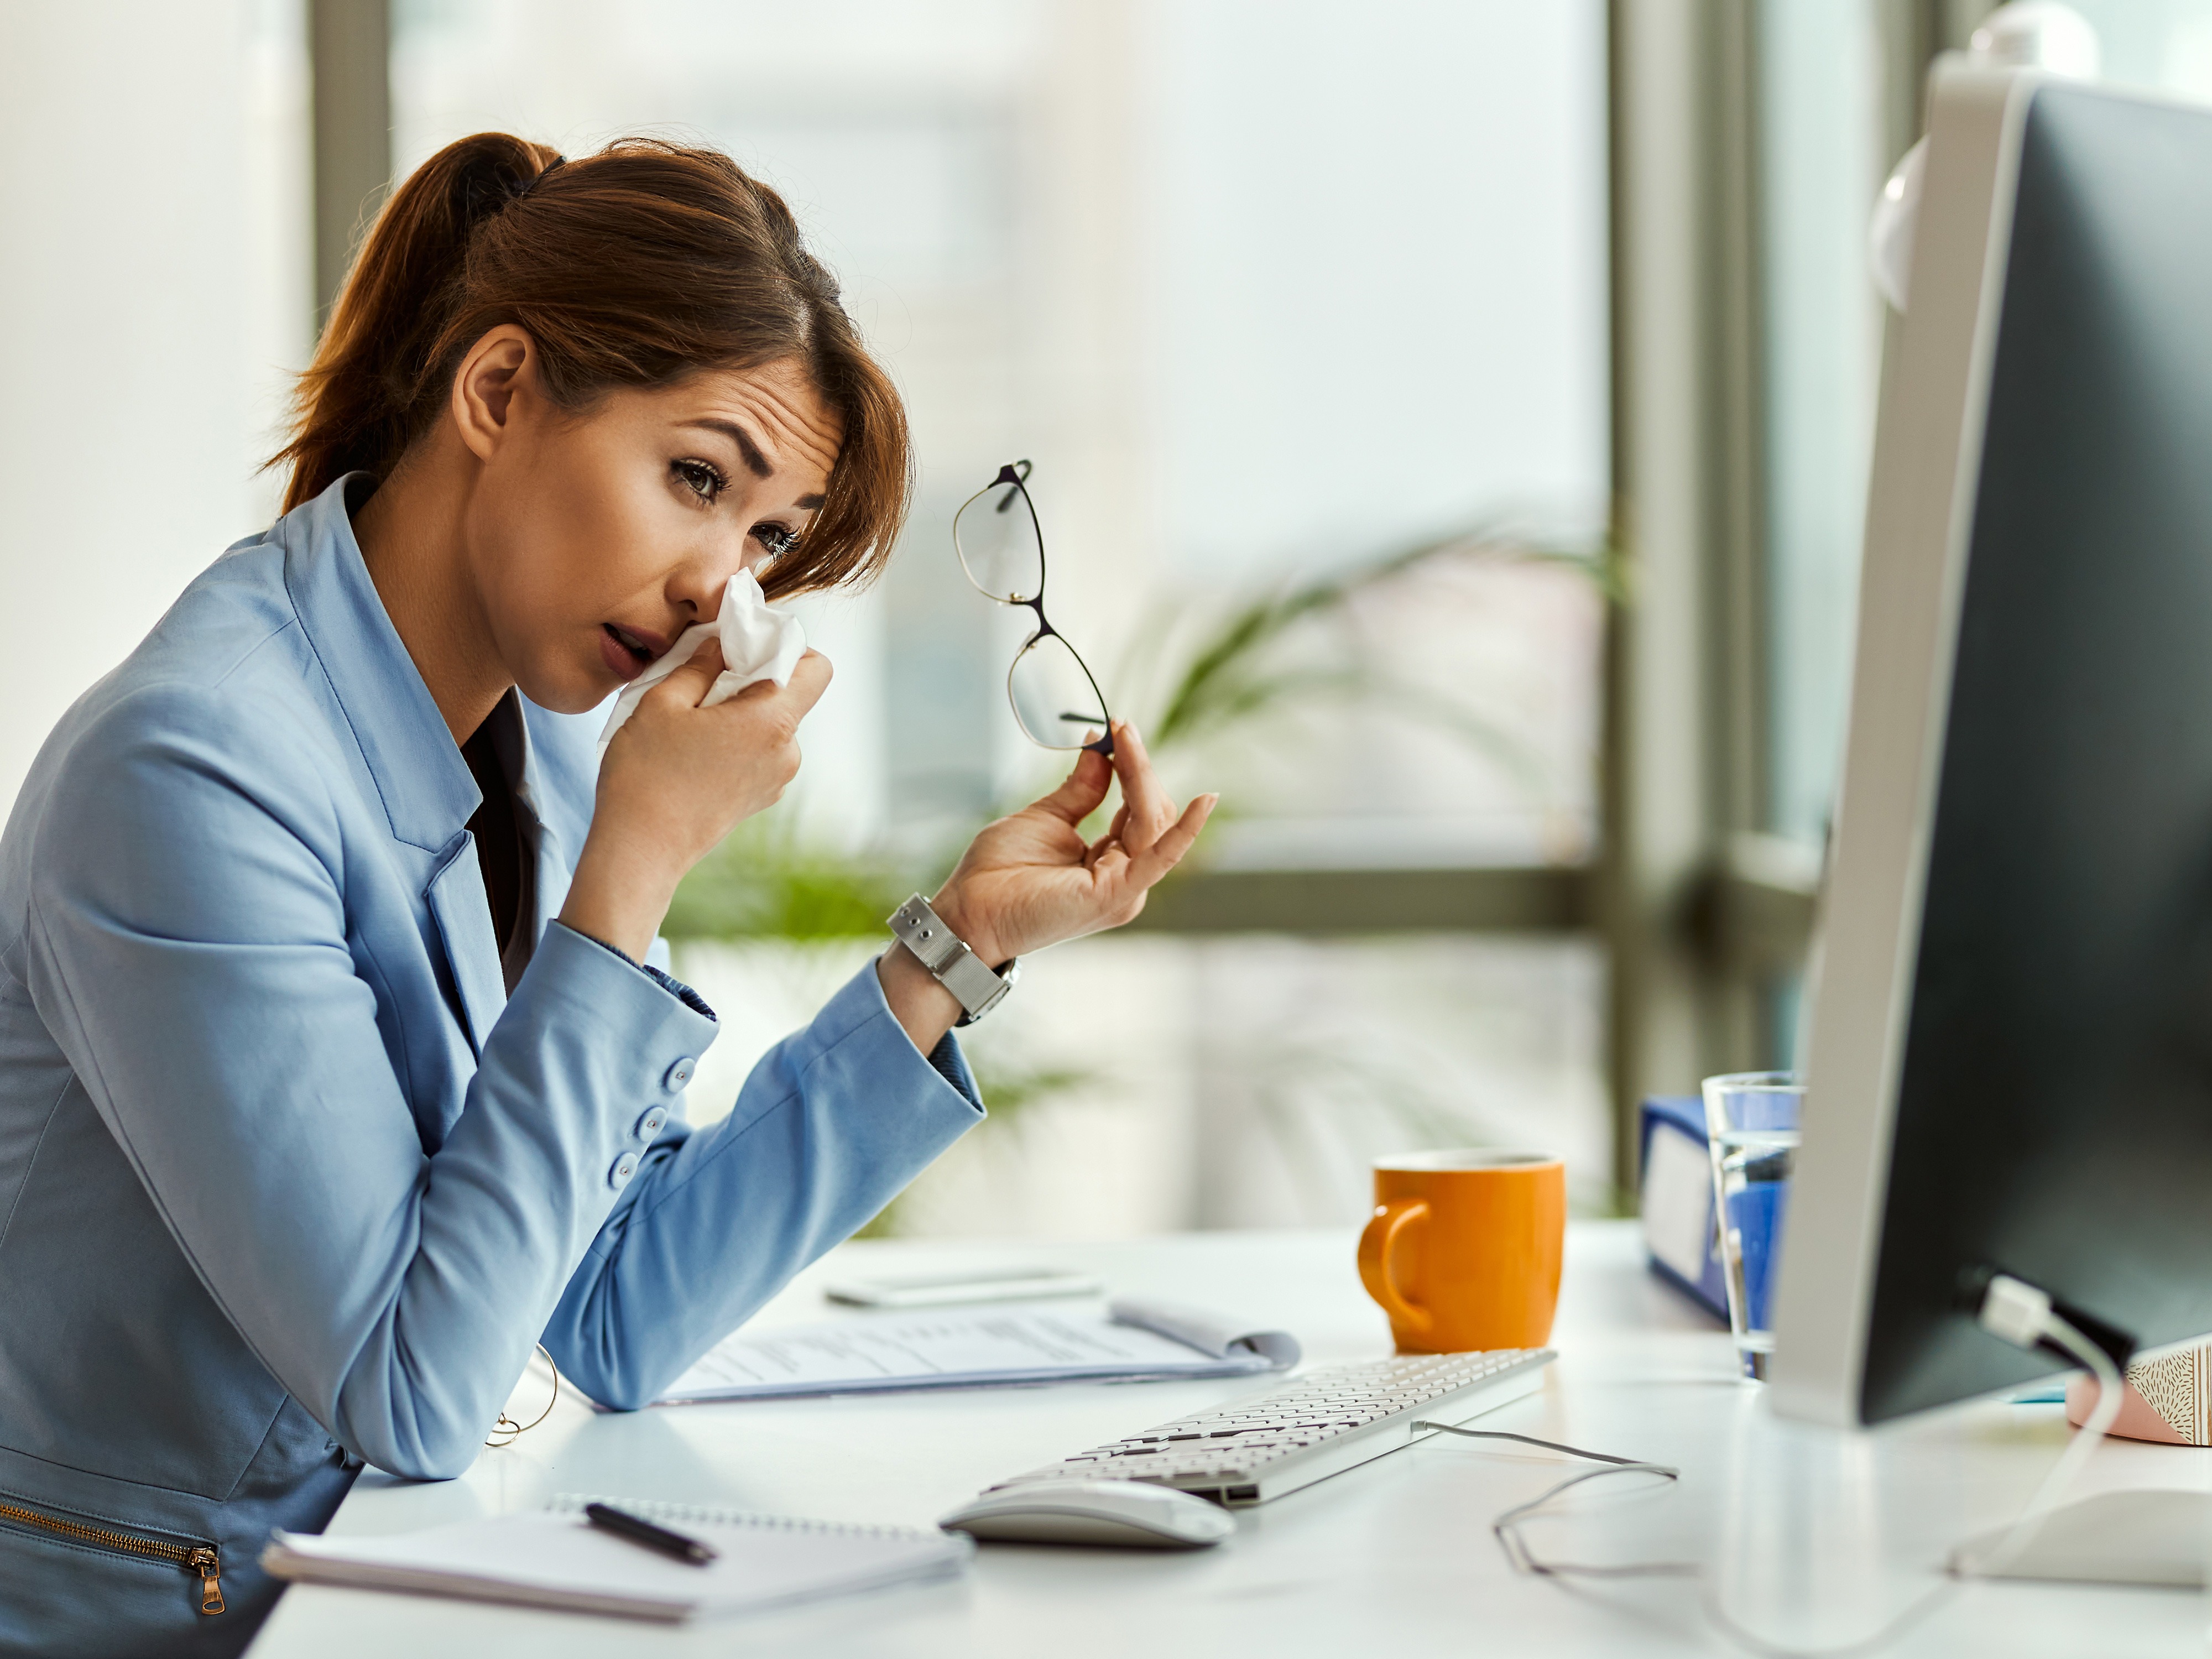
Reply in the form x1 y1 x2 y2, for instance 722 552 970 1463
425 836 507 1058
281 475 480 854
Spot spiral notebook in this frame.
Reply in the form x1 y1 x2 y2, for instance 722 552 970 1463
260 1495 972 1624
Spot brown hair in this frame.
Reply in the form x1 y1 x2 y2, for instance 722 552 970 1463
274 133 909 598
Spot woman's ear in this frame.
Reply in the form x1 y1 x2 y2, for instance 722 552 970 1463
449 325 536 463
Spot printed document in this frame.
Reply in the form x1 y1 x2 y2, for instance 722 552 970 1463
655 1297 1301 1404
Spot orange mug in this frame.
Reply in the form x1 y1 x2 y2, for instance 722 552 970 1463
1358 1149 1566 1353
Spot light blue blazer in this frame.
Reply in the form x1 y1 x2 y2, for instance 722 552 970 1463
0 477 982 1657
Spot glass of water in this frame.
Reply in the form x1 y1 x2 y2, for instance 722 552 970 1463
1702 1071 1803 1381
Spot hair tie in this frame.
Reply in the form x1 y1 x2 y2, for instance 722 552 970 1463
513 155 567 202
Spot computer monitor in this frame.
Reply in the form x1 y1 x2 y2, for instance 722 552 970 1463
1770 62 2212 1429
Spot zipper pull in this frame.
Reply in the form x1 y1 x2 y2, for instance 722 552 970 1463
190 1547 225 1615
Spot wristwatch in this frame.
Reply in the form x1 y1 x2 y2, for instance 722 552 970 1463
887 895 1019 1026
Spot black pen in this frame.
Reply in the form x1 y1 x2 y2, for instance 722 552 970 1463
583 1501 719 1567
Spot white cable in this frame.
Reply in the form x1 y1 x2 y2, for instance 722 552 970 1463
1954 1294 2124 1577
1410 1424 1692 1579
1442 1283 2126 1659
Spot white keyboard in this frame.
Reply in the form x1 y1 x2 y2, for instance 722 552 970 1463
985 1348 1554 1507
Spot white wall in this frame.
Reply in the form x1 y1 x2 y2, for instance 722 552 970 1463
0 0 308 811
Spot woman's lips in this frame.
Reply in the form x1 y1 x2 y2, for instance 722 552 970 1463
599 623 665 683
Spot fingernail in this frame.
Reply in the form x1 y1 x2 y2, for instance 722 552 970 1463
1081 728 1102 745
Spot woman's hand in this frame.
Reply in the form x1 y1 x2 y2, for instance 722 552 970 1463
878 720 1215 1052
562 640 832 960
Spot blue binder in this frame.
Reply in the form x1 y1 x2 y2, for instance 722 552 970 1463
1637 1095 1729 1322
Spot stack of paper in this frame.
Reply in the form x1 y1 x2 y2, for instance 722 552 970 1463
655 1296 1302 1405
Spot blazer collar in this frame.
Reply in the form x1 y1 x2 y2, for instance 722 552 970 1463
280 474 479 852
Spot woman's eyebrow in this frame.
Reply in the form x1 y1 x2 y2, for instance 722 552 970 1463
681 418 825 508
683 418 774 478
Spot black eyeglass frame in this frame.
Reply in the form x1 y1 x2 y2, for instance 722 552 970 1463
954 459 1116 758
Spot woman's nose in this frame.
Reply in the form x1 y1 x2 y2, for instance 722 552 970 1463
666 547 748 620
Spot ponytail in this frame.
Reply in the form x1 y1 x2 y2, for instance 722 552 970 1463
280 135 554 517
273 134 911 599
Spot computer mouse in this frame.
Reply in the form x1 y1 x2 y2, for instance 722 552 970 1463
937 1479 1237 1548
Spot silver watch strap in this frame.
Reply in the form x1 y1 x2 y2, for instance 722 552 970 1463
888 895 1015 1022
938 950 1009 1015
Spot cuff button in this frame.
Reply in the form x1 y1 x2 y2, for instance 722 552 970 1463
634 1108 668 1142
662 1057 696 1093
608 1152 639 1189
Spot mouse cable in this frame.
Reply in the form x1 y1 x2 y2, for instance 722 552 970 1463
1408 1422 1692 1581
1412 1288 2123 1659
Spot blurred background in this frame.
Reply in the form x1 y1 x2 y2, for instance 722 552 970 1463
6 0 2209 1237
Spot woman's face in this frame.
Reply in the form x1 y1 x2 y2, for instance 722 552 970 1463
463 350 840 716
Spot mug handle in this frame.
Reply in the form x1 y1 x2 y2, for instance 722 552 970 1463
1357 1197 1434 1341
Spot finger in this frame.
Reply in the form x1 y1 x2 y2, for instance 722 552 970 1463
1108 721 1175 852
1087 838 1132 881
724 644 832 700
1084 808 1130 872
779 649 834 717
714 654 834 746
647 637 726 708
1032 746 1114 826
1126 792 1218 889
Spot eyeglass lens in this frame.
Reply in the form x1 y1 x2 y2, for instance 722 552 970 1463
1009 633 1109 750
953 474 1044 603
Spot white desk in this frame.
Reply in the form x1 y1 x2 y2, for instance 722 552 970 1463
248 1223 2212 1656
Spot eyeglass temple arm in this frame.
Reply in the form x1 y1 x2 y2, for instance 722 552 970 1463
993 459 1033 507
1056 708 1115 759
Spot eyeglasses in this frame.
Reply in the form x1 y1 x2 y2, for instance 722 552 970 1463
953 460 1115 756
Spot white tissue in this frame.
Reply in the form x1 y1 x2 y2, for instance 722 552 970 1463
596 570 806 760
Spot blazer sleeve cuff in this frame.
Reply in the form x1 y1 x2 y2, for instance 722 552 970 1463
522 921 721 1066
802 956 984 1119
549 920 717 1022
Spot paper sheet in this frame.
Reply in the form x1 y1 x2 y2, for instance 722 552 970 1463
655 1298 1301 1405
1110 1295 1302 1369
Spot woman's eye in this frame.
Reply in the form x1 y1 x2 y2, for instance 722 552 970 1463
673 459 725 504
752 523 799 561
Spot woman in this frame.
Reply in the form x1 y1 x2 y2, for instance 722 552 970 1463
0 134 1212 1657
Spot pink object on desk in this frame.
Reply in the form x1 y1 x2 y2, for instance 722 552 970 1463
2065 1344 2211 1445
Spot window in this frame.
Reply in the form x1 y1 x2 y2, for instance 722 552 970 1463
1755 0 1882 851
391 0 1613 1231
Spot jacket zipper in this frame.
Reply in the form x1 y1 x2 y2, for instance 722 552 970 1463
0 1497 223 1614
